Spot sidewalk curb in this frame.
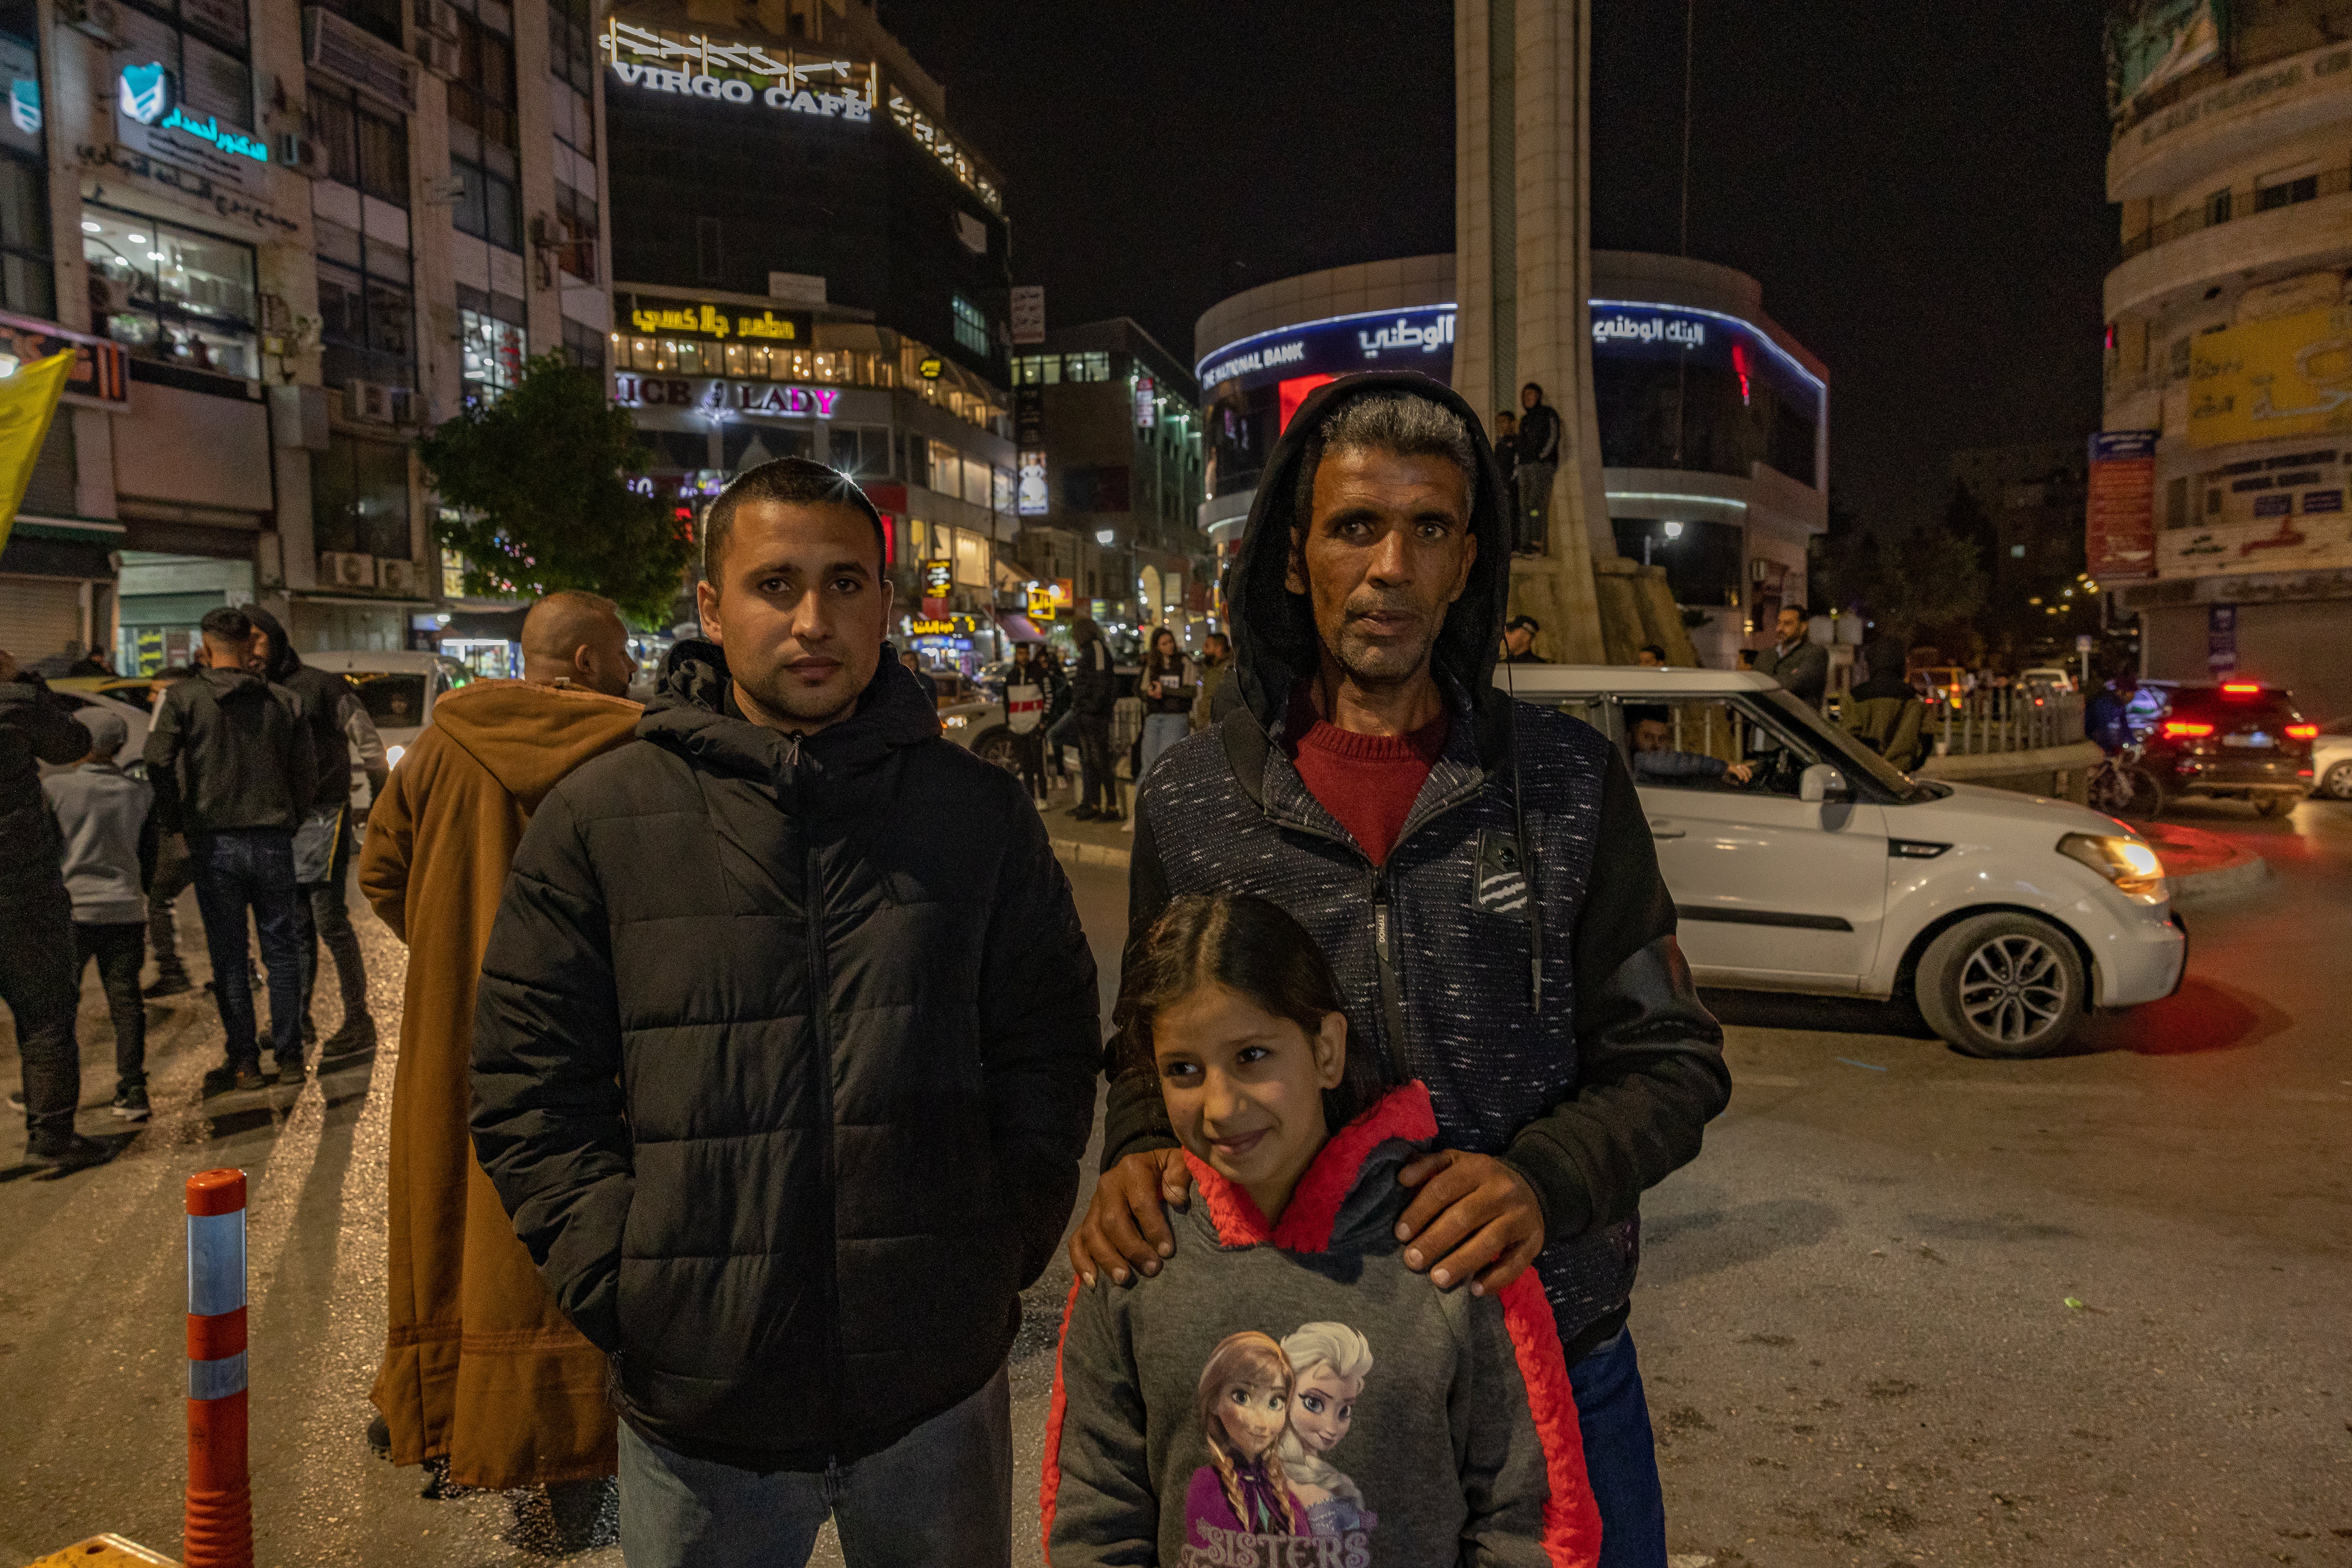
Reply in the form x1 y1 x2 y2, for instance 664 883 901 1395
1051 837 1132 871
2168 848 2270 903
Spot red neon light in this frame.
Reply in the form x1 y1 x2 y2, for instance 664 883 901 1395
1278 373 1338 432
2162 720 2214 738
1730 342 1751 406
2220 681 2261 694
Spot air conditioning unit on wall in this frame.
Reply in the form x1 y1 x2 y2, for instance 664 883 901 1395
319 552 377 589
346 380 393 423
376 558 417 595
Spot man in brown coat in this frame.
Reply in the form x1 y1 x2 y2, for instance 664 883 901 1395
358 591 641 1534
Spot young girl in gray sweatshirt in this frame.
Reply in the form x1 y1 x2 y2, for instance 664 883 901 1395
1042 894 1601 1567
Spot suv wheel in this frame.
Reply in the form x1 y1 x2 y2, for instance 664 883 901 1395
1916 913 2086 1060
2323 761 2352 801
971 726 1019 775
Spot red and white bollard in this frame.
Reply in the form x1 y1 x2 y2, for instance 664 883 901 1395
185 1169 252 1568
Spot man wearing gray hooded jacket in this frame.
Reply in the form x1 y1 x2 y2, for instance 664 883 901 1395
1071 372 1731 1568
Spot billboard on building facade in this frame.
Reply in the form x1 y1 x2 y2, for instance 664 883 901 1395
2087 430 2160 581
2187 304 2352 448
2106 0 2226 119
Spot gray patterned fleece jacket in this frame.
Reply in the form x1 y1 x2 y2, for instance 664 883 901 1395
1043 1083 1600 1568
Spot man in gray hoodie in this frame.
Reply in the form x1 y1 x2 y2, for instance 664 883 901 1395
43 708 159 1121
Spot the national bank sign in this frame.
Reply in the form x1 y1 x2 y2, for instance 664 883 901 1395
602 18 873 123
1197 307 1459 393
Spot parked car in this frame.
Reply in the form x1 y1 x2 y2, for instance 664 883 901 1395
2134 680 2313 816
299 650 474 803
1501 664 2185 1059
2310 717 2352 801
2017 666 2075 695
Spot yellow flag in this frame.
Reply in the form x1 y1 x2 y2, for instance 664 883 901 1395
0 348 76 557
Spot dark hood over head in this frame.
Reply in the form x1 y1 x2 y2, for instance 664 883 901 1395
1224 371 1513 747
242 605 303 683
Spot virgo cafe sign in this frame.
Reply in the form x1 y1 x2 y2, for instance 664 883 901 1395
602 18 872 123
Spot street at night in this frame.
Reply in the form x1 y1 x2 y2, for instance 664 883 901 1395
5 800 2347 1567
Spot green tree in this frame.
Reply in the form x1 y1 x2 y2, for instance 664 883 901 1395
419 353 689 626
1821 503 1987 648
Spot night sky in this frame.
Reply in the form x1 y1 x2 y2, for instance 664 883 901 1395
877 2 2115 535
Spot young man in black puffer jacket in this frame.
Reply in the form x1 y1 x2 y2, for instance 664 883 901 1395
470 458 1098 1568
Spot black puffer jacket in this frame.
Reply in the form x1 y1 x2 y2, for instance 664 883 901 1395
1113 371 1731 1361
0 674 93 902
471 642 1100 1471
143 666 316 835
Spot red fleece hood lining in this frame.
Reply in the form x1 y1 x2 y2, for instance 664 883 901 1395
1182 1081 1439 1253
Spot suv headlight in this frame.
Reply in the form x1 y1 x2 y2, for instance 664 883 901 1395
2058 832 2167 905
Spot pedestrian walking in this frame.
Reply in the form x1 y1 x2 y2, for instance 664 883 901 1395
1512 383 1561 555
0 646 104 1168
1492 408 1519 501
1045 893 1602 1568
43 708 160 1123
1072 374 1730 1568
1137 626 1195 782
1839 637 1928 772
1188 630 1230 734
1753 604 1828 710
1036 644 1074 786
246 607 388 1062
470 458 1099 1568
141 668 199 996
1069 614 1121 822
897 646 938 706
143 606 316 1089
356 590 641 1541
1005 639 1050 803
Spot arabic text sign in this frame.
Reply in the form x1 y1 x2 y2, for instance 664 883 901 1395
2187 305 2352 449
2088 430 2160 582
1196 307 1457 392
113 63 268 192
2158 512 2352 578
620 294 811 344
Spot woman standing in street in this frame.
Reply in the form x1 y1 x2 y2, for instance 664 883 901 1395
1137 627 1195 784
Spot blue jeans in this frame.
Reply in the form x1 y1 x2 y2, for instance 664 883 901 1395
1138 711 1188 784
618 1364 1011 1568
1570 1328 1668 1568
189 828 305 1070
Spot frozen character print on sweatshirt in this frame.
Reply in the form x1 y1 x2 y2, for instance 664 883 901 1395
1182 1328 1378 1566
1279 1322 1377 1539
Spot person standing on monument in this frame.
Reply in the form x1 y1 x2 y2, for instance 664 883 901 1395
1070 372 1731 1568
358 590 643 1545
1512 383 1561 557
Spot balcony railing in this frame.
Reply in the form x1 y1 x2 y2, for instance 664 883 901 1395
2115 163 2352 264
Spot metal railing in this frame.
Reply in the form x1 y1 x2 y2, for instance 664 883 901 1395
2114 163 2352 263
1923 690 2086 757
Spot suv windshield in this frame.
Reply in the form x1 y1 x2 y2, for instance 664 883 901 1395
350 673 428 728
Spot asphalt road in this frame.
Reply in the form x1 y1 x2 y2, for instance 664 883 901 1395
2 798 2345 1567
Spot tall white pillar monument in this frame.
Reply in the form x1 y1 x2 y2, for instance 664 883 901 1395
1454 0 1612 665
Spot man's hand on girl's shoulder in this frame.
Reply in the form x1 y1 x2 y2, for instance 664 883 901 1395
1069 1148 1192 1288
1394 1149 1545 1296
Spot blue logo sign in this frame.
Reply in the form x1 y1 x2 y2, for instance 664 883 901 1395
8 77 38 136
1198 306 1459 392
118 62 167 125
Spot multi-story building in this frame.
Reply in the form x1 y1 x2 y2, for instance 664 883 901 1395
1951 439 2094 659
598 0 1017 665
2102 0 2352 718
1007 316 1204 646
0 0 613 671
1194 250 1827 668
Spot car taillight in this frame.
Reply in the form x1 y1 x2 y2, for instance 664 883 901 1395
2286 724 2318 739
2221 681 2261 695
2162 720 2214 738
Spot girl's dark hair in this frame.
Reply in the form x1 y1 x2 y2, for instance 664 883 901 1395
1112 894 1394 1130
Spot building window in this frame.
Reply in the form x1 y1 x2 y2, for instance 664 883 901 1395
458 287 525 403
1063 350 1111 383
312 431 413 560
2254 174 2318 212
305 80 408 207
448 4 520 252
315 213 413 393
83 205 257 379
311 0 401 48
561 318 603 370
0 19 51 320
109 0 252 134
1012 354 1060 385
952 294 987 356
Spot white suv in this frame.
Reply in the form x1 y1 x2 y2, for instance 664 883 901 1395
1498 666 2186 1058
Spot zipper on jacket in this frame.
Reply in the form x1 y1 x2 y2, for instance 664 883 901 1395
1370 877 1411 1083
803 793 844 1465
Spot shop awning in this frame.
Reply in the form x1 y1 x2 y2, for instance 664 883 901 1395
993 611 1047 643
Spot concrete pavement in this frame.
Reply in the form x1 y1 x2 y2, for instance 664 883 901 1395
3 794 2347 1566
